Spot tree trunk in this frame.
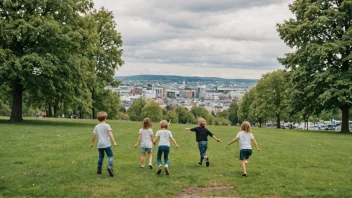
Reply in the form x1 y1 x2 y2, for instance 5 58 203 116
48 104 53 117
276 114 281 128
340 104 351 133
10 80 23 122
54 105 58 117
259 118 262 128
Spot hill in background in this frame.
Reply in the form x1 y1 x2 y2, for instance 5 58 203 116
115 75 258 84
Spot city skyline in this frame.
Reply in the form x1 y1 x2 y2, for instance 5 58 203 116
94 0 293 79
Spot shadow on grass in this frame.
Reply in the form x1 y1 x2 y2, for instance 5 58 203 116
0 118 95 127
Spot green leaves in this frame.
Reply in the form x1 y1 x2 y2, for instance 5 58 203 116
127 97 147 121
228 101 239 124
277 0 352 132
141 100 163 122
0 1 124 121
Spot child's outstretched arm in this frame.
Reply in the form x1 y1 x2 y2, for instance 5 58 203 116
170 137 179 148
212 135 222 143
251 138 261 151
185 128 191 130
227 137 239 145
153 136 159 145
91 134 96 148
150 135 155 146
134 135 142 148
108 130 117 146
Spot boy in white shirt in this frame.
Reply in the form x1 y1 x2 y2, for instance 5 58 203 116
91 112 117 177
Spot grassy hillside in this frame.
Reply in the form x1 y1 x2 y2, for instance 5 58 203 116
0 117 351 198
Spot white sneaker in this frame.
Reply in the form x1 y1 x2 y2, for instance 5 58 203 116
141 165 145 168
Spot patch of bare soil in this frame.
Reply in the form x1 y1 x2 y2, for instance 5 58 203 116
178 181 240 198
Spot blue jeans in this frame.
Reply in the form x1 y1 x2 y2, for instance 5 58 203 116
157 145 170 166
198 141 208 163
98 147 114 169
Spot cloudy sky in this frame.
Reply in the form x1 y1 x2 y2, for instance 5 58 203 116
94 0 293 79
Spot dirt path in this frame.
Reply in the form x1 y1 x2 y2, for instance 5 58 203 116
178 181 240 198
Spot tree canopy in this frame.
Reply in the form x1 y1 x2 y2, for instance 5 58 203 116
141 100 163 122
0 1 123 121
277 0 352 133
127 97 147 121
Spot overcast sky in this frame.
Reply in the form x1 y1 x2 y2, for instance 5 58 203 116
94 0 293 79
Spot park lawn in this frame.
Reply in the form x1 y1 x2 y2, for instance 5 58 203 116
0 117 352 198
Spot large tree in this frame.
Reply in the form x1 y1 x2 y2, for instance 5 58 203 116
191 106 212 123
228 101 239 125
89 8 123 119
164 110 178 123
127 97 147 121
255 70 288 128
248 87 268 128
277 0 352 133
0 0 94 121
141 100 163 122
174 105 195 124
94 89 120 120
237 90 254 122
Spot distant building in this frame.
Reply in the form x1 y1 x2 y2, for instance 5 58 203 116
180 90 194 98
196 85 206 99
143 90 156 100
116 86 130 96
165 90 180 98
154 87 164 98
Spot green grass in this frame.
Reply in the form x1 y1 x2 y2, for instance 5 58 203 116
0 117 352 198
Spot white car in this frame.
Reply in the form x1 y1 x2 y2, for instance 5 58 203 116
308 126 320 130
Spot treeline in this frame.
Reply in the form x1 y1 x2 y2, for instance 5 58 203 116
237 70 352 131
117 97 239 126
0 1 123 120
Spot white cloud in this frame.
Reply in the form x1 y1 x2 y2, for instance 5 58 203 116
93 0 293 79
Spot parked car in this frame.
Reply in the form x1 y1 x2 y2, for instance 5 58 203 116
319 125 327 130
327 124 337 130
308 125 320 130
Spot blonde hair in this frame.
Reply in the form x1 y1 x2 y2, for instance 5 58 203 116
97 112 107 122
241 121 252 133
198 118 206 128
160 120 169 129
142 118 152 129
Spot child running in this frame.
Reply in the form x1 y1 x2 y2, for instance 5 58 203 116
185 118 222 167
134 118 154 169
227 121 260 177
91 112 117 177
153 120 179 175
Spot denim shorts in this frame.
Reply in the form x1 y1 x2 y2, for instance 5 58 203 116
140 147 152 152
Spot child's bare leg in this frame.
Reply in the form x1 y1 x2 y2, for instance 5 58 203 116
148 152 152 164
141 152 146 166
241 159 247 174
